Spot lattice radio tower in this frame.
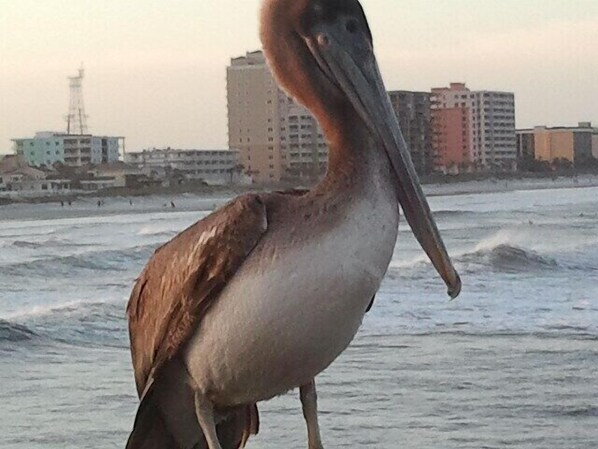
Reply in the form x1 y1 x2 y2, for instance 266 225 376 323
65 65 89 135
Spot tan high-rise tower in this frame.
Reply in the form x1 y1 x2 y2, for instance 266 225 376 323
227 51 327 184
227 51 282 184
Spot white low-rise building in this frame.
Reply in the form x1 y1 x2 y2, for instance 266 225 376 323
125 148 244 185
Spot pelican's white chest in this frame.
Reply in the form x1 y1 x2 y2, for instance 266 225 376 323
184 188 399 406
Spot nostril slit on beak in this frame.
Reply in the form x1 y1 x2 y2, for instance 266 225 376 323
345 19 358 33
317 33 329 47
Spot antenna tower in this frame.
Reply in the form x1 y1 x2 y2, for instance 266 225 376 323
65 65 89 135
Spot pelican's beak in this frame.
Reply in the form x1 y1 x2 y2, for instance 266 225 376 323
305 17 461 299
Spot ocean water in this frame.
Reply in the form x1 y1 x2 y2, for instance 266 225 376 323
1 187 597 448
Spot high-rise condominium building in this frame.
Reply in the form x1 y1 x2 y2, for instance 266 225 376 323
388 91 433 175
227 51 326 184
280 97 328 181
431 83 516 172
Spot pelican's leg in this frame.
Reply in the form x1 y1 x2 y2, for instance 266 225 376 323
194 391 223 449
300 379 324 449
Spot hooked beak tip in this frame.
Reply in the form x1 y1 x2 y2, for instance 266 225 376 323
448 273 462 300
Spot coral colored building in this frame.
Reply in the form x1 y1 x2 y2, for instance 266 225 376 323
432 107 470 173
431 83 516 173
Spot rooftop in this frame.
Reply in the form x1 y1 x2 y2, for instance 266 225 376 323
11 132 125 141
230 50 266 67
517 122 596 133
131 147 236 154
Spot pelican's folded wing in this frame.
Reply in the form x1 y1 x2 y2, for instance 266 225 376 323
127 194 268 398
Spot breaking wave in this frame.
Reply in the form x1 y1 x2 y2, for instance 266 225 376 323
461 243 558 273
390 229 565 274
137 225 178 237
11 240 44 249
1 245 156 278
0 299 128 349
0 320 37 343
9 238 96 249
432 209 476 218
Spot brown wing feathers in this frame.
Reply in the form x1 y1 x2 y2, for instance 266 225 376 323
127 194 268 398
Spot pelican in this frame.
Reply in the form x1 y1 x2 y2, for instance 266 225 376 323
126 0 461 448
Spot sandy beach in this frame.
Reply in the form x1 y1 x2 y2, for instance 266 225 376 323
422 174 598 197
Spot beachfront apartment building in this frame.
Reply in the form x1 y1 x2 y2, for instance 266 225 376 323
516 122 596 166
431 83 516 173
227 50 285 184
388 91 434 175
227 50 327 184
0 154 70 195
281 97 328 180
12 132 122 168
124 148 241 185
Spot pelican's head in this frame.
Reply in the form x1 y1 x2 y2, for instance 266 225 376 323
260 0 372 116
261 0 461 299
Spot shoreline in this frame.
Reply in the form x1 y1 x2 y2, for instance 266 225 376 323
423 174 598 197
2 173 598 206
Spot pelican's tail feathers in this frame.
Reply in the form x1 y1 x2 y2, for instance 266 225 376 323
125 357 258 449
217 403 260 449
125 393 259 449
125 387 179 449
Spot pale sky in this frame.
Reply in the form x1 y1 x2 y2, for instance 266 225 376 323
1 0 597 153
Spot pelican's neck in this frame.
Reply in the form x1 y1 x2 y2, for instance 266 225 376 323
312 105 387 196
